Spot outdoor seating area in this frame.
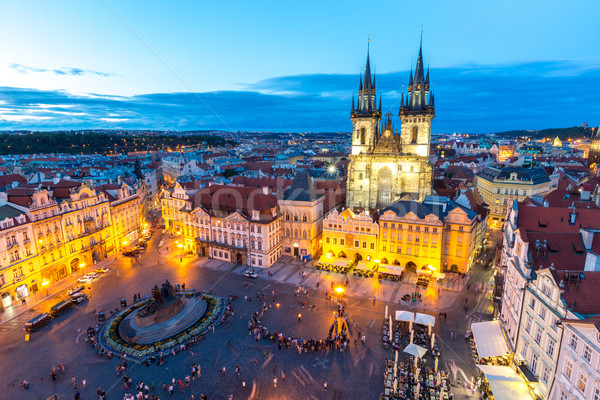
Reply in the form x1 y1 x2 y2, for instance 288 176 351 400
380 308 450 399
353 261 377 277
470 321 510 366
377 264 404 281
315 255 353 273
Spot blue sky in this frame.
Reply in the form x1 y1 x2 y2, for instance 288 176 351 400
0 0 599 133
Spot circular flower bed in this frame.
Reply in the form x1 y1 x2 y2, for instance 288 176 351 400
98 293 225 361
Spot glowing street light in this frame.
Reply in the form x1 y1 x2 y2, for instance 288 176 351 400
334 286 345 295
42 279 49 297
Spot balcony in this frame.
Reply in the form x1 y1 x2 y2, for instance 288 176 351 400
516 361 538 383
196 237 248 253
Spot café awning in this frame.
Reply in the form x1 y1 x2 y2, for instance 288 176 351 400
355 261 375 272
477 365 534 400
395 310 415 322
332 258 349 268
378 265 403 276
415 269 432 275
414 313 435 327
471 320 510 358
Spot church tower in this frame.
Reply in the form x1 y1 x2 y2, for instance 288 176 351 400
350 47 382 155
346 38 434 211
398 36 435 157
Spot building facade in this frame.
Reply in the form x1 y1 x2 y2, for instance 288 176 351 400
279 172 325 259
321 196 481 274
346 43 433 211
475 166 552 227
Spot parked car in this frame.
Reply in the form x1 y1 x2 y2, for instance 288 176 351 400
123 251 136 257
94 267 109 274
244 270 258 279
67 285 85 296
144 234 152 240
84 272 99 280
137 241 148 248
77 276 93 283
70 292 88 304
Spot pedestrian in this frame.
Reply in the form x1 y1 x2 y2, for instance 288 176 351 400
273 377 277 387
82 378 86 389
281 371 285 380
71 374 77 389
324 381 328 391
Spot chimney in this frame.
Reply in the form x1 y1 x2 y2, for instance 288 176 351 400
581 229 593 250
262 186 269 195
569 213 576 225
543 199 549 207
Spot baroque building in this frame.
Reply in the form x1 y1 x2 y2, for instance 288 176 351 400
346 41 434 211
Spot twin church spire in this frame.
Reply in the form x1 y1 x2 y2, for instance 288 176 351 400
352 36 435 118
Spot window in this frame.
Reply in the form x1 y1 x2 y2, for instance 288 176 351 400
529 297 536 309
354 240 359 248
565 360 573 379
547 339 555 357
535 328 542 344
457 235 463 243
584 345 592 363
594 387 600 400
541 365 549 384
560 391 567 400
530 353 538 373
340 239 345 246
456 248 462 257
578 373 587 393
539 307 546 320
362 241 367 249
525 317 532 333
382 246 387 252
332 238 337 245
521 342 528 358
370 243 375 250
570 334 579 350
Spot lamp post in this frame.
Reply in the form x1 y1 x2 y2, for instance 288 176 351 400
177 241 183 263
42 280 49 297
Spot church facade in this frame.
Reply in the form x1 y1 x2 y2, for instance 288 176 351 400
346 42 434 210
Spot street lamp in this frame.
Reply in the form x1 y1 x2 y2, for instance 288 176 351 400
42 280 49 297
177 242 183 262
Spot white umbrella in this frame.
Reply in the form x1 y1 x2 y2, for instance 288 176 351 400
404 343 428 358
416 382 420 397
431 332 436 350
395 310 415 322
389 315 393 340
439 386 445 400
428 322 432 336
434 356 439 372
385 305 388 319
393 378 397 394
394 350 399 377
436 371 441 383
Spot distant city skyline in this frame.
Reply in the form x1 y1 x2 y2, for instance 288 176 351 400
0 0 599 132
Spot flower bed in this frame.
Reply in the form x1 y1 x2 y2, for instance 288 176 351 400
98 293 225 361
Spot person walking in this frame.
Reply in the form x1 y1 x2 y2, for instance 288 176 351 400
324 381 328 391
273 377 277 388
82 378 86 389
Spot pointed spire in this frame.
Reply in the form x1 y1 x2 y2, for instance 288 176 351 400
351 92 355 113
425 63 430 86
359 75 363 92
372 72 376 90
429 91 435 109
409 69 413 86
378 95 382 114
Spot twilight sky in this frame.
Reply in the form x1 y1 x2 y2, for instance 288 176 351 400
0 0 599 133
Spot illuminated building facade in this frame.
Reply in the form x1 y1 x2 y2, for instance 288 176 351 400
346 41 433 211
588 127 600 175
322 196 480 274
279 172 325 259
175 185 282 268
475 166 551 227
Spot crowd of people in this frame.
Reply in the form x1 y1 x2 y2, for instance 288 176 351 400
247 292 363 354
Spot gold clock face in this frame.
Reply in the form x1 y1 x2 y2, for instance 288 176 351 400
383 129 391 138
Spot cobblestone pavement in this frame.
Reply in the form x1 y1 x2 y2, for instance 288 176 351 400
0 231 495 399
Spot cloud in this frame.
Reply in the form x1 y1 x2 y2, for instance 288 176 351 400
0 59 599 133
9 63 115 77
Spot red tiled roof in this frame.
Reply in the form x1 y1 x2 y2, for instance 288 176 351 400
551 270 600 315
192 185 278 222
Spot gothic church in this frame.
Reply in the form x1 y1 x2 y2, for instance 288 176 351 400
346 40 434 210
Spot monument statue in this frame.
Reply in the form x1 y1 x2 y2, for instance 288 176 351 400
136 280 184 326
